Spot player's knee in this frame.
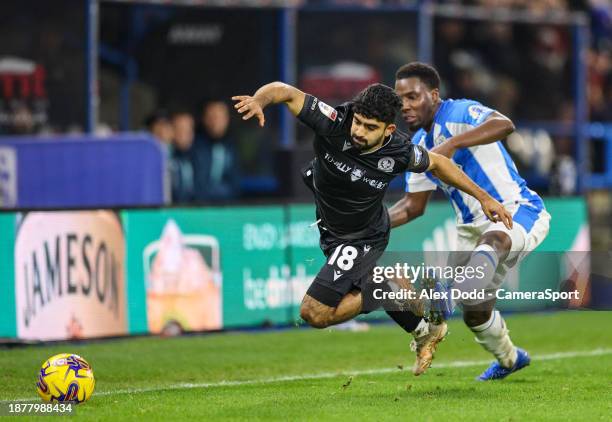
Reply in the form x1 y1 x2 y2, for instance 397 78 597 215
300 305 331 329
479 232 512 259
463 309 492 327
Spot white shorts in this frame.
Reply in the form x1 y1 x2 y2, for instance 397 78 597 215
454 202 551 303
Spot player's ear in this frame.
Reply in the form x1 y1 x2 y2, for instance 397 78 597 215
385 123 396 136
430 88 440 103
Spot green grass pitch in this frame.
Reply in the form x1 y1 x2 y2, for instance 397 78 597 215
1 311 611 421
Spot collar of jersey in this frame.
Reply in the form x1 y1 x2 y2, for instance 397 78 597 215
426 99 447 135
359 133 393 155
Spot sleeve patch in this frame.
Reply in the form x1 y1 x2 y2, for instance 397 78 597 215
468 104 490 121
412 144 423 166
318 101 338 121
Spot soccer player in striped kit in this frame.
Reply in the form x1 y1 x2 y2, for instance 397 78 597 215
391 62 551 380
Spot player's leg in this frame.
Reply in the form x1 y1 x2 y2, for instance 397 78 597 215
299 290 362 328
302 273 446 376
317 272 436 336
460 231 521 364
470 210 550 380
300 278 425 329
456 230 511 314
303 234 447 374
361 276 447 376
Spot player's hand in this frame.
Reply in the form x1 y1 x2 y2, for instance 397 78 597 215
479 196 513 229
430 139 457 158
232 95 266 127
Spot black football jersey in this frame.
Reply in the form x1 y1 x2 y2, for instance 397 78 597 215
297 94 430 236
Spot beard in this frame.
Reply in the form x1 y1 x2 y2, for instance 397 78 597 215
351 135 369 150
350 134 387 152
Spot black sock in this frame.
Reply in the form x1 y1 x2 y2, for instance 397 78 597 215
386 310 423 334
361 279 425 333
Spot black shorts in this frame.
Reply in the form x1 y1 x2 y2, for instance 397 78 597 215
306 228 390 308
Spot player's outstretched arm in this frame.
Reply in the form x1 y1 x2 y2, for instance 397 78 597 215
427 152 513 229
232 82 306 127
431 112 515 158
389 191 432 228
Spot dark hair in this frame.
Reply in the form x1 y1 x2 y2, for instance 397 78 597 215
200 98 228 111
144 109 170 129
352 83 401 125
395 62 441 90
169 108 193 120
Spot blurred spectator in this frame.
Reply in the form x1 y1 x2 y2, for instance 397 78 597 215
98 0 609 199
434 19 468 96
169 110 197 203
146 110 174 145
12 104 35 135
588 49 612 120
193 100 241 201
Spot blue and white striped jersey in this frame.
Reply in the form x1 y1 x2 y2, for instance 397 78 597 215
406 99 544 227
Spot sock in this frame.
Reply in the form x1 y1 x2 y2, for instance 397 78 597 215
386 310 425 335
363 279 426 335
457 244 499 296
362 278 419 313
470 309 518 368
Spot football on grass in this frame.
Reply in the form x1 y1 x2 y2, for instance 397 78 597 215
36 353 95 403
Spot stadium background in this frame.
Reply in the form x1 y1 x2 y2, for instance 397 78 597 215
0 0 610 349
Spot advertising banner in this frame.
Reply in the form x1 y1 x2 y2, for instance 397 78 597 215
386 198 589 311
14 211 127 341
0 197 592 342
123 207 300 333
0 213 16 339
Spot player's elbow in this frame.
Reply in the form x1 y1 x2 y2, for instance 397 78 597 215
407 200 427 221
392 200 426 227
501 118 515 136
412 204 426 219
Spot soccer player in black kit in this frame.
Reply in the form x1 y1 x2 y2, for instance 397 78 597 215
233 82 512 375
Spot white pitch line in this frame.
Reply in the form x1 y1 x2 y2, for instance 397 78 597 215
6 348 612 402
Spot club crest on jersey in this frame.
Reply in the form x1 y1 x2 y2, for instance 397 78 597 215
350 167 365 182
318 101 337 121
377 157 395 172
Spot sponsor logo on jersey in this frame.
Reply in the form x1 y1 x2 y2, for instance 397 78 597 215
363 245 371 254
324 153 387 189
377 157 395 172
333 270 343 281
337 163 351 173
362 176 387 190
318 101 337 121
342 140 352 151
413 145 423 165
324 152 352 173
468 104 488 121
350 167 365 182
